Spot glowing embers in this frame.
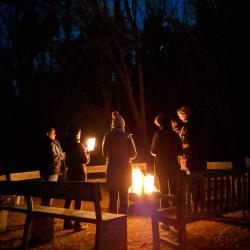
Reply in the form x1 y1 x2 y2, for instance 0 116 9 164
129 167 157 195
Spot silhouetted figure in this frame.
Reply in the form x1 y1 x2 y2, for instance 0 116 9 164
177 105 206 173
102 111 137 214
177 105 206 211
151 113 183 208
63 126 90 231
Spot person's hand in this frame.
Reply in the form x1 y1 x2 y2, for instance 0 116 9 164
61 152 66 160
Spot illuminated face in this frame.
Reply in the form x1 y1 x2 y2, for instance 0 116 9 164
177 112 189 123
47 128 56 140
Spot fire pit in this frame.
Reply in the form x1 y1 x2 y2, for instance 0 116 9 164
129 166 160 215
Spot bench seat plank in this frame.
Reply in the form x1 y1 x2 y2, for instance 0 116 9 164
1 204 126 222
32 205 126 222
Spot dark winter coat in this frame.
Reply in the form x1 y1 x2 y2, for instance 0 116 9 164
151 128 183 177
102 128 137 188
39 137 64 178
65 142 90 181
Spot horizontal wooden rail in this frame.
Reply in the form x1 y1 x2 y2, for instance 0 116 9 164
86 162 147 174
207 162 232 170
1 162 147 183
10 171 41 181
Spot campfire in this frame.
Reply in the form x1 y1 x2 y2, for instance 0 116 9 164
129 167 157 196
129 167 158 215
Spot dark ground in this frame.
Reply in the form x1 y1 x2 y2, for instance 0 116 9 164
1 185 250 250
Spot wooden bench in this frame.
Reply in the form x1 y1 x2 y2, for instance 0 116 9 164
0 180 127 250
151 168 250 250
0 170 41 232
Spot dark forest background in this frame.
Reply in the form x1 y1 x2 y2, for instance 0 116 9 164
0 0 249 173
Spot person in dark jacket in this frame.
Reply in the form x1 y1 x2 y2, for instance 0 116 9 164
102 111 137 214
177 105 206 211
39 127 66 182
39 127 66 206
151 113 183 208
177 105 206 173
63 126 90 231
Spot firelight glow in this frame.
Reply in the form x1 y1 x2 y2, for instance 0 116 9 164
129 168 157 195
144 174 157 194
87 138 96 151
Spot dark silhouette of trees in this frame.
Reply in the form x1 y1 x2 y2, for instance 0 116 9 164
0 0 249 170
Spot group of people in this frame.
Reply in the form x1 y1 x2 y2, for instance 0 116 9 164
38 105 206 231
151 105 206 211
38 110 136 231
38 125 90 231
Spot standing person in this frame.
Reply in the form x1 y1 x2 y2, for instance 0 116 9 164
177 105 206 174
102 111 137 214
39 126 66 206
31 126 65 244
39 127 66 182
177 105 206 211
151 113 183 208
63 126 90 231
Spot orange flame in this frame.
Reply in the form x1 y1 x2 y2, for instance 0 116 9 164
129 167 157 195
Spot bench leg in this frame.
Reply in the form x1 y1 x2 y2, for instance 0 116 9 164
151 214 160 250
22 213 32 250
29 216 54 247
95 217 127 250
0 210 8 232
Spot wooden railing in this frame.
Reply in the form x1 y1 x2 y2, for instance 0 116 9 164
151 168 250 250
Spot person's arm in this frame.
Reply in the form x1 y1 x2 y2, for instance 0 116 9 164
78 144 90 165
50 141 65 165
150 131 160 157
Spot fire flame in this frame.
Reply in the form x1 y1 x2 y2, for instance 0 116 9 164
129 167 157 195
144 174 157 194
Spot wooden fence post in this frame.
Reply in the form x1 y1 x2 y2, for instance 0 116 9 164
177 171 187 250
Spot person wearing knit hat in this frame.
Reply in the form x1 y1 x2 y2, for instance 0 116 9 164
102 111 137 214
111 111 125 129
